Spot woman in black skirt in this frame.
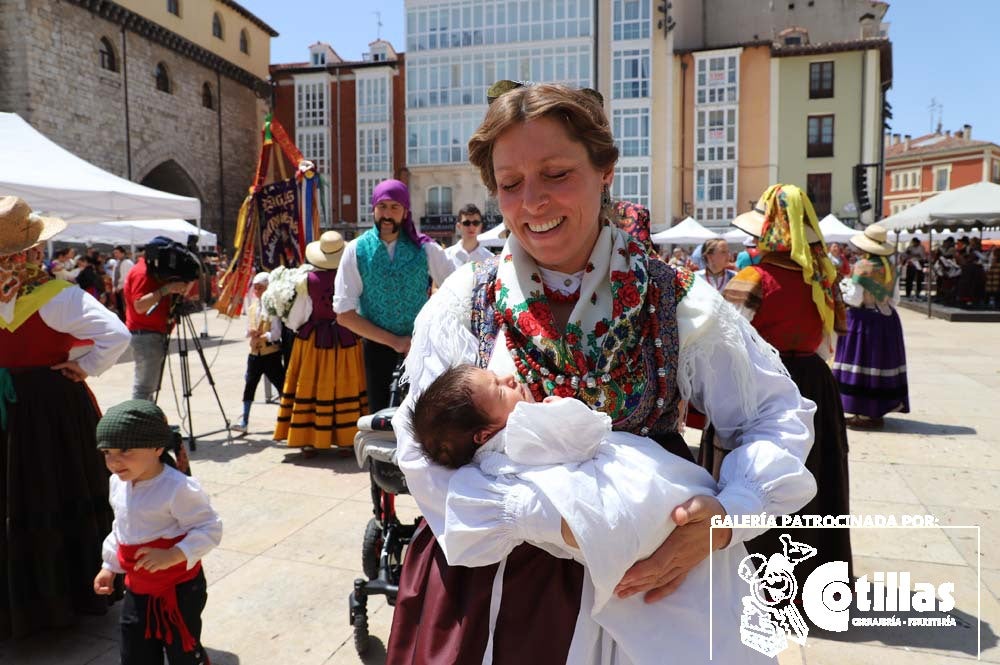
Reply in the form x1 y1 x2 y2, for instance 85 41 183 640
704 183 853 590
0 196 130 639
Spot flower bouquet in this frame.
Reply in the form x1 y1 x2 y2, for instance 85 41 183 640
261 264 314 324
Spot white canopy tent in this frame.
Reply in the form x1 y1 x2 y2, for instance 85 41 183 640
0 112 201 223
723 227 752 244
880 181 1000 232
477 222 508 248
818 214 858 244
650 217 720 245
57 219 217 249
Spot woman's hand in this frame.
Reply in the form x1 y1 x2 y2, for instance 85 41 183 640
51 360 88 382
614 495 732 603
93 568 115 595
134 546 186 572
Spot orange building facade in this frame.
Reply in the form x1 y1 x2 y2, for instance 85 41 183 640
883 127 1000 217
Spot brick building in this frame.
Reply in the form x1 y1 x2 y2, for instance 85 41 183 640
883 125 1000 217
0 0 276 246
270 40 407 240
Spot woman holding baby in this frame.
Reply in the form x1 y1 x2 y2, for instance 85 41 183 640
386 83 818 663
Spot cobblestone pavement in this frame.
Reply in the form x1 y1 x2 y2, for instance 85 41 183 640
1 307 996 664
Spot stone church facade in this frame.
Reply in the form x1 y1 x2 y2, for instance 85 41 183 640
0 0 277 246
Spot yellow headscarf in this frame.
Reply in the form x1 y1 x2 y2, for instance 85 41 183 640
755 184 837 333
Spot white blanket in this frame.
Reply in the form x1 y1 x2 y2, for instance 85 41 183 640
464 398 773 665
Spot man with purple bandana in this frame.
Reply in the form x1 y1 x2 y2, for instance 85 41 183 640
334 179 454 412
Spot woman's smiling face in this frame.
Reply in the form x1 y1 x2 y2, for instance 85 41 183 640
492 116 613 274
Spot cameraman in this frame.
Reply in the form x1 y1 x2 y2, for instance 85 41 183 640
123 250 191 401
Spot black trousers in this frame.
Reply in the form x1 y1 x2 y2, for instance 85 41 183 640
363 339 402 414
905 264 924 297
120 570 209 665
280 327 296 370
242 352 286 403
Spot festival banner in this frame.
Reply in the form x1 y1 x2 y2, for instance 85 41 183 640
257 178 303 269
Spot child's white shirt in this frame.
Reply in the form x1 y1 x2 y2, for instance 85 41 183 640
101 465 222 573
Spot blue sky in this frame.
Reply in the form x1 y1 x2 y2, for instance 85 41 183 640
240 0 1000 143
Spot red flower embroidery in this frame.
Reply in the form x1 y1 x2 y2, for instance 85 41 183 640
594 320 609 337
554 384 576 398
517 310 544 336
619 283 641 308
565 331 579 347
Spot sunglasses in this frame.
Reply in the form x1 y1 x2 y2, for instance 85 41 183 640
487 79 604 106
460 219 483 227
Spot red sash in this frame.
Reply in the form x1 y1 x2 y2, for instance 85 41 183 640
118 535 202 652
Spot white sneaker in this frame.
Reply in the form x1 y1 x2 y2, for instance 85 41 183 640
231 421 247 433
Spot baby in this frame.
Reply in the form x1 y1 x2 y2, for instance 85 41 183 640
409 364 773 665
93 400 222 665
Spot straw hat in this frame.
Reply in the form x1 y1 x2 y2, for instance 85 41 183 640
305 231 345 269
0 196 66 256
731 191 821 244
850 224 895 256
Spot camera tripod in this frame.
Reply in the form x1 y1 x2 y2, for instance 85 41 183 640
154 297 231 451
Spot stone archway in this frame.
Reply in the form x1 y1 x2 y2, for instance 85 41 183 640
139 159 203 204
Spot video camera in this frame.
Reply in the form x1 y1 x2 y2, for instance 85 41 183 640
144 235 203 283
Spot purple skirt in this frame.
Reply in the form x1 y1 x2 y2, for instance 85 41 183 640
832 306 910 418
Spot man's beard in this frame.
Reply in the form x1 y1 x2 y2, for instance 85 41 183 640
378 217 400 234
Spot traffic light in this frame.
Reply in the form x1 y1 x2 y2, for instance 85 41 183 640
882 98 893 131
853 164 872 213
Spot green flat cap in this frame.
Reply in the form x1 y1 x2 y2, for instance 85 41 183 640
96 399 172 450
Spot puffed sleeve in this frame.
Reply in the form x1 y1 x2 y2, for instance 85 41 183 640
39 285 130 377
393 266 565 566
170 474 223 569
423 241 456 287
332 240 363 314
677 279 817 545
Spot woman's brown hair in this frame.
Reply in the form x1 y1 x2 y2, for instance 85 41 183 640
468 84 619 196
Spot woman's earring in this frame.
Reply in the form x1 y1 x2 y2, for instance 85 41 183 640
601 186 612 208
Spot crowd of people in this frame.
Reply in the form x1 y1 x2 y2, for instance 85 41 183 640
0 82 943 665
919 234 1000 309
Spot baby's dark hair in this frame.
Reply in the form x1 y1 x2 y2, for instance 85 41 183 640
407 364 494 469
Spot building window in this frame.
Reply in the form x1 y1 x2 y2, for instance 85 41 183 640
311 51 326 66
212 13 223 39
807 173 832 218
239 29 249 54
695 54 738 105
992 160 1000 184
611 165 650 209
358 177 382 225
357 78 390 124
612 108 650 157
427 186 453 217
167 0 179 16
295 81 327 127
202 82 214 110
613 0 650 41
807 115 834 157
695 108 737 162
696 167 736 203
407 110 482 165
613 49 650 99
154 63 171 93
99 37 117 72
934 166 950 192
809 61 834 99
358 127 390 173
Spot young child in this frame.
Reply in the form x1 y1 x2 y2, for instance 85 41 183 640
409 364 777 665
93 400 222 665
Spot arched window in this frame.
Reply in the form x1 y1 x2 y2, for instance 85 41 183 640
154 62 171 93
98 37 117 72
426 186 453 217
212 12 223 39
202 82 214 110
239 29 249 54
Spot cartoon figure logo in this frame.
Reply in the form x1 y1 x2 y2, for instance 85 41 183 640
737 534 816 657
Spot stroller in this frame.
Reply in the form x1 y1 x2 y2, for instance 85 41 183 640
348 363 419 654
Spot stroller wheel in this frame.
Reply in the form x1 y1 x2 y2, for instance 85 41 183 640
353 609 370 655
361 518 384 581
